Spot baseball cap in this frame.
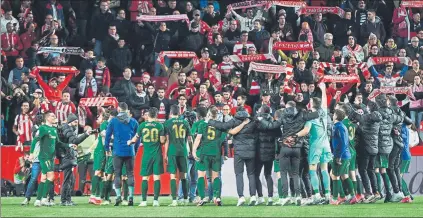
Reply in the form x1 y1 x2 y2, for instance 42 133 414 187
262 91 270 96
34 89 43 94
201 47 209 53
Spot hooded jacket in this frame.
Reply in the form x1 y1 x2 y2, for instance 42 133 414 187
349 101 382 155
104 112 139 157
255 113 279 162
375 94 403 154
208 111 257 159
258 107 319 150
111 46 132 73
360 17 386 44
379 44 398 57
110 78 136 105
389 97 406 149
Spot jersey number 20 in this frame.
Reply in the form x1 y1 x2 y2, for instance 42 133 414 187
142 128 159 142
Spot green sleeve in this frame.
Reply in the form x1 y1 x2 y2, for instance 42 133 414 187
191 122 198 136
184 120 191 136
220 132 227 142
136 123 143 137
159 124 165 137
30 139 37 153
33 126 46 144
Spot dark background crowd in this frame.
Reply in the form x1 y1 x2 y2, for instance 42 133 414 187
2 0 423 154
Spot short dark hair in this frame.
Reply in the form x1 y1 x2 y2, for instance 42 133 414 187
286 101 296 108
311 97 322 110
260 105 270 114
334 109 346 121
148 107 158 118
213 33 221 41
274 109 284 120
196 106 208 119
241 30 248 35
336 102 349 113
118 102 128 111
209 106 219 119
134 82 143 86
43 110 54 121
98 57 106 63
170 104 180 116
178 94 187 100
238 95 247 101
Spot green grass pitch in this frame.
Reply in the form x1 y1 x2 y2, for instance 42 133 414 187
2 196 423 217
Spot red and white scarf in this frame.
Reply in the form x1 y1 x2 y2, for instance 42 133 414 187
272 42 313 51
227 0 268 10
401 1 423 8
320 74 360 83
248 62 293 77
367 57 411 67
368 86 415 100
298 6 345 17
229 54 276 63
137 14 190 27
318 62 370 79
156 51 199 65
5 32 15 49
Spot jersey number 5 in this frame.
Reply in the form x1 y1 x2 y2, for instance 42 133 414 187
172 124 186 139
207 127 216 140
142 128 159 142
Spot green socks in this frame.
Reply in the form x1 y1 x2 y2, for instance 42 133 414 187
123 180 128 200
213 178 221 198
96 179 104 198
321 170 331 194
352 181 357 195
339 180 345 198
278 178 283 198
376 172 382 194
142 180 148 201
197 177 205 199
43 180 53 198
332 180 339 200
346 178 357 195
402 178 410 196
37 182 45 200
91 176 99 196
309 170 320 194
181 179 188 199
382 173 391 194
154 180 161 201
170 179 177 200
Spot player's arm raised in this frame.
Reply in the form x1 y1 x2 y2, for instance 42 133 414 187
228 119 250 135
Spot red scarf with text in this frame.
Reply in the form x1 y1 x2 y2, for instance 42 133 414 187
272 42 314 51
156 51 199 65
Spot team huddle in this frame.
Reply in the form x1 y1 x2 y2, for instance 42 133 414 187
26 82 416 207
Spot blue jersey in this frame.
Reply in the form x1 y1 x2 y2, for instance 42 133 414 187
401 124 411 161
331 122 351 160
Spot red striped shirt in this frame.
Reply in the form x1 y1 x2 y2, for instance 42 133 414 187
14 114 33 143
55 101 76 124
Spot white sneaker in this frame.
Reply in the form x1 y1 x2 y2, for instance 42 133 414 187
249 196 257 206
391 192 404 202
121 200 129 206
183 199 189 206
41 198 50 206
168 200 178 207
237 196 246 206
266 198 273 206
255 197 265 205
153 200 160 207
48 200 55 206
274 198 282 205
399 192 405 198
203 197 210 202
138 201 147 207
21 198 29 206
301 197 313 206
280 198 290 206
34 200 41 207
101 200 111 205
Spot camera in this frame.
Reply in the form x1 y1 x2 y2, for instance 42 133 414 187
24 160 31 168
90 129 100 134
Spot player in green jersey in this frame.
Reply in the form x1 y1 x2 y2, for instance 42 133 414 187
335 102 363 204
193 106 247 206
33 111 73 207
129 108 166 207
101 110 117 205
89 111 110 205
164 105 192 206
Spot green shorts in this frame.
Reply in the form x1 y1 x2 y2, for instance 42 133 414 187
308 146 333 165
375 153 389 168
93 152 106 172
400 160 411 174
349 147 357 171
167 155 188 174
196 155 221 172
331 159 350 176
104 156 127 175
141 155 164 176
273 159 280 173
40 158 55 174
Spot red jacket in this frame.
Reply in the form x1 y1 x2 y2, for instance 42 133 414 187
19 31 37 58
191 93 215 109
1 33 23 56
34 68 74 102
231 105 252 116
165 81 195 99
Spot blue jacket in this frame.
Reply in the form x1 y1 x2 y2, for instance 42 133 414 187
401 124 411 161
105 112 139 157
332 122 351 160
